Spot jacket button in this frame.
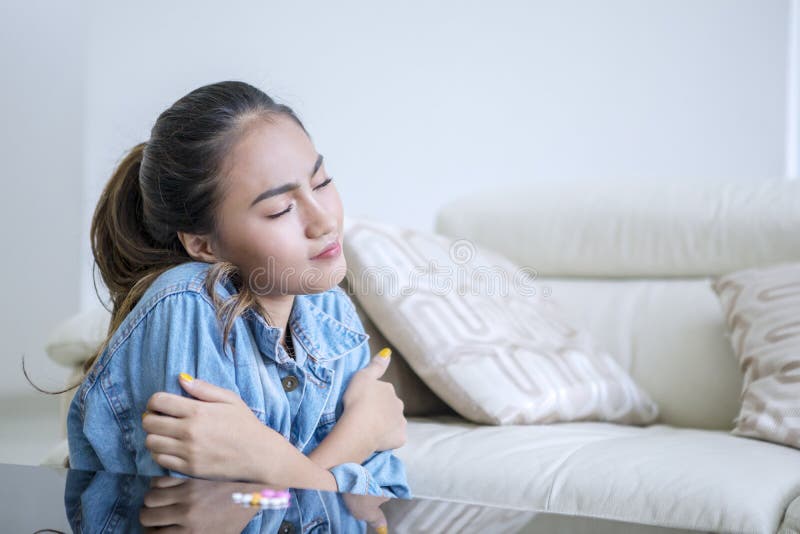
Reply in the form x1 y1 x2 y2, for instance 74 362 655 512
282 375 298 392
278 521 295 534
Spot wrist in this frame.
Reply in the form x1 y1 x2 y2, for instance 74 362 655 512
251 426 338 492
338 411 379 453
309 413 375 470
249 425 287 483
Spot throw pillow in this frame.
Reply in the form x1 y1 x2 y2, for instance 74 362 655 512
712 262 800 449
342 217 660 425
338 274 456 417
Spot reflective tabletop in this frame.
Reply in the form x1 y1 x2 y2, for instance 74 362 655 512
1 463 706 533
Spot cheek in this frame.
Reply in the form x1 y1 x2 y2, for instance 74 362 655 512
218 219 284 266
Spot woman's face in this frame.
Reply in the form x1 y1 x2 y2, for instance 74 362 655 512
209 114 346 295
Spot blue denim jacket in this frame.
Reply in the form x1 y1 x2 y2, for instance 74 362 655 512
67 261 412 501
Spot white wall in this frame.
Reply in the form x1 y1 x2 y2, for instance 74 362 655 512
80 0 791 309
0 1 85 396
0 0 792 396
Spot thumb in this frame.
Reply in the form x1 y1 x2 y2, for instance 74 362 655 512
359 348 392 380
178 373 236 403
365 500 390 533
367 508 389 534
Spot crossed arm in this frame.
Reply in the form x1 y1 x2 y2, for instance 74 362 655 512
142 351 406 494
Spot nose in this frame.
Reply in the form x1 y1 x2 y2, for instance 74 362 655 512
302 192 337 240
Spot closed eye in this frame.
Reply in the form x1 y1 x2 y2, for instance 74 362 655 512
314 176 333 190
267 205 293 218
266 177 334 219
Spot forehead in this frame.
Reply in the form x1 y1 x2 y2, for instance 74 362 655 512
220 115 315 198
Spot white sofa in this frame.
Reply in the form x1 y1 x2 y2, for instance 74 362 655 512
384 179 800 534
44 179 800 533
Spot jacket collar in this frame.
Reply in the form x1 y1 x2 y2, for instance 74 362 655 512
244 292 368 366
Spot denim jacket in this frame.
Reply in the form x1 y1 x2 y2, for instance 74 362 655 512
67 261 412 501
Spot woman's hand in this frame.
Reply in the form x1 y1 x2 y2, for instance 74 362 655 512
341 349 408 453
342 493 391 534
139 477 264 533
142 375 286 482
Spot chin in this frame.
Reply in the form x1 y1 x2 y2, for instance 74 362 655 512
299 259 348 294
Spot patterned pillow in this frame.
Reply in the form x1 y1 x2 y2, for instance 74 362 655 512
342 217 659 425
712 262 800 449
338 275 455 417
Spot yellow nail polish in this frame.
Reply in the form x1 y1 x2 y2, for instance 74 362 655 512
375 526 388 534
179 372 194 382
378 347 391 359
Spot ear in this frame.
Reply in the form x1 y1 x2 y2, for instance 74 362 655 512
177 231 221 263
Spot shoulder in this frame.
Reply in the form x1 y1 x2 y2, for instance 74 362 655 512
140 261 222 301
123 261 233 329
94 263 236 371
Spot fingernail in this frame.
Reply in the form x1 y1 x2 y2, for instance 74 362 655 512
179 372 194 382
378 347 391 359
142 411 149 420
376 526 388 534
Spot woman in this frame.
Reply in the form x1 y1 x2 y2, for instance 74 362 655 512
67 80 410 500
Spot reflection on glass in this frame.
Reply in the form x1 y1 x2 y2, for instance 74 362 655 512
64 468 376 533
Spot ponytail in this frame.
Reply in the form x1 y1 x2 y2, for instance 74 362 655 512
85 142 189 373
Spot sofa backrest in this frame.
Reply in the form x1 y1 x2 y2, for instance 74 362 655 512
434 178 800 430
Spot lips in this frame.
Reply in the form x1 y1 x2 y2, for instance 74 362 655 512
311 239 341 259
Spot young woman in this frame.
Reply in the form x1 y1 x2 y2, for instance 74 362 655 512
66 80 411 500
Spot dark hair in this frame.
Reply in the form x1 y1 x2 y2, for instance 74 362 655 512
26 81 308 394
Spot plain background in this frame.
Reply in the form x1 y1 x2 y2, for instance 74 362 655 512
1 0 798 464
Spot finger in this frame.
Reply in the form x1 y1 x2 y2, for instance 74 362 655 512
366 506 389 533
142 412 187 439
145 433 185 458
150 476 186 489
139 503 186 527
151 452 189 474
143 484 185 508
177 373 238 403
146 392 201 418
359 348 392 380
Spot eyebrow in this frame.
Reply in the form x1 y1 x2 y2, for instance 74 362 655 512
249 154 324 208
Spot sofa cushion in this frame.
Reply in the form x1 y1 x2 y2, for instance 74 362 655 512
780 495 800 533
537 277 743 430
45 305 111 367
435 179 800 277
398 416 800 534
713 261 800 450
342 216 659 426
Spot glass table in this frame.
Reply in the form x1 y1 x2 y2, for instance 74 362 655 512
0 462 708 533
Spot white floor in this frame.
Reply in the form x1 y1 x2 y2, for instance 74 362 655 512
0 393 65 466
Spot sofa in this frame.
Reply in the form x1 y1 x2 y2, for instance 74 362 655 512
44 179 800 533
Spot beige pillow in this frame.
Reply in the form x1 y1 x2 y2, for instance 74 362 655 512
338 275 455 417
712 262 800 449
342 217 659 426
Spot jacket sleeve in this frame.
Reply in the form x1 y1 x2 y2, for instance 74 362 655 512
329 453 412 498
134 291 244 478
70 290 242 479
327 288 414 498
